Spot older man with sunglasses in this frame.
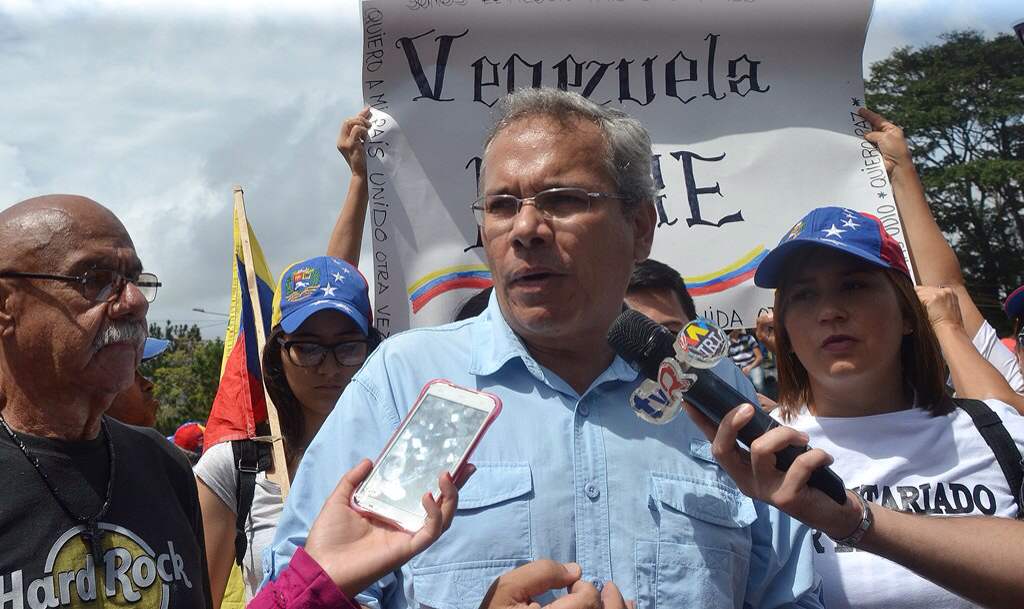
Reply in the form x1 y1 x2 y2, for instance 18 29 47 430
266 89 823 608
0 194 212 608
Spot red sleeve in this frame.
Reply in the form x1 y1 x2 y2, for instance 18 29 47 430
246 548 361 609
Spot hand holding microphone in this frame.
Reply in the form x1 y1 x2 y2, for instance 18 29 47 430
607 310 848 505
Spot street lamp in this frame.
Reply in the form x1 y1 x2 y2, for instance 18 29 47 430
192 307 229 317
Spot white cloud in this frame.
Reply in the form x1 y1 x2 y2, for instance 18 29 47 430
0 0 356 21
0 7 366 335
0 141 34 204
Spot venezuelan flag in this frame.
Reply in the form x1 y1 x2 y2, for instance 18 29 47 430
203 206 276 450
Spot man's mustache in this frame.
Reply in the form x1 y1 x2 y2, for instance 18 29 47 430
94 320 147 350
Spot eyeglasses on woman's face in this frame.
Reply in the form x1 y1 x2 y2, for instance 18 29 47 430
278 338 369 368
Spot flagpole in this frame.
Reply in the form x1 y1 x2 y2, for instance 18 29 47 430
233 186 292 498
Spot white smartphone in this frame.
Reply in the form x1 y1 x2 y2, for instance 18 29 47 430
351 379 502 532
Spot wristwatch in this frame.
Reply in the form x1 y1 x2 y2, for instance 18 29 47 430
831 491 874 548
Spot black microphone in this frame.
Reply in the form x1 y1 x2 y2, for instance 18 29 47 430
608 309 847 505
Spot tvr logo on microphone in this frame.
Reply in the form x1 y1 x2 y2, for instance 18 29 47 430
675 319 729 369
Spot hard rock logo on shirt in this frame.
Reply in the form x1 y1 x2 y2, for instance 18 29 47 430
0 523 192 608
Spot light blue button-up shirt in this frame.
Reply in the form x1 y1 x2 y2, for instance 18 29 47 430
265 297 823 609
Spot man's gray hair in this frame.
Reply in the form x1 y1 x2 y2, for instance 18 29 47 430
483 88 657 211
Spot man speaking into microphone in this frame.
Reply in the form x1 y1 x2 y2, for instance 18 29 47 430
266 88 822 608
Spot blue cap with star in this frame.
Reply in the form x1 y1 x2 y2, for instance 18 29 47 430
754 206 910 289
271 256 372 335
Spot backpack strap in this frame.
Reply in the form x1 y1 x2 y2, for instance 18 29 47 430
956 398 1024 519
231 439 274 565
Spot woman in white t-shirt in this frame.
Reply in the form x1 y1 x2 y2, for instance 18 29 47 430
195 255 376 603
738 205 1024 609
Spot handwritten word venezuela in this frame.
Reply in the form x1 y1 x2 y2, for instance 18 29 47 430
392 29 770 108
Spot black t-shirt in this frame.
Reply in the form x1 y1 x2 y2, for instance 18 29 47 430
0 416 212 608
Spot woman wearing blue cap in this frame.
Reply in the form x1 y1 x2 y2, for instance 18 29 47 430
689 205 1024 609
195 254 376 602
192 108 379 605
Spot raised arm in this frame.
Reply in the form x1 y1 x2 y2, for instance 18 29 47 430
859 107 984 336
327 108 372 265
917 286 1024 414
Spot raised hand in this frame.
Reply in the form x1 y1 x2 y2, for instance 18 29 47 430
336 107 372 176
304 458 473 598
915 285 964 331
858 107 913 178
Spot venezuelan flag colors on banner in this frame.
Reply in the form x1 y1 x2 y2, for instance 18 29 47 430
203 208 275 450
683 246 769 297
408 264 492 314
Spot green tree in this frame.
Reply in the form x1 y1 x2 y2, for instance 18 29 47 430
866 31 1024 332
142 322 224 435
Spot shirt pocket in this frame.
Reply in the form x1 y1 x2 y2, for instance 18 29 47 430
411 462 534 609
636 473 756 609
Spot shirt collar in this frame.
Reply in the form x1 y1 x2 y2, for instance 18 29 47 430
468 291 639 392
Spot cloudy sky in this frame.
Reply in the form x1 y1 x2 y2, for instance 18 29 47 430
1 0 1021 336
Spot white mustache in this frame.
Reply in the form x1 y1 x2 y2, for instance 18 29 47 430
94 320 147 350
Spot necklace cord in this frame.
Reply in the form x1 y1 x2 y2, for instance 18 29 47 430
0 412 116 562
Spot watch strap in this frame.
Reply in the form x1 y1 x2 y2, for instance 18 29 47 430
831 491 874 548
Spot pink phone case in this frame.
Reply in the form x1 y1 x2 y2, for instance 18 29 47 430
351 378 502 532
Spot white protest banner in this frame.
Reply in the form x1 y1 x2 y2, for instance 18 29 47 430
361 0 901 334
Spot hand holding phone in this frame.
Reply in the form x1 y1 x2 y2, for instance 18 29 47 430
352 379 502 531
305 459 468 598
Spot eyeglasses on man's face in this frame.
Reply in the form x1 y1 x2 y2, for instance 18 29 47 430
470 187 628 228
279 338 369 368
0 269 161 303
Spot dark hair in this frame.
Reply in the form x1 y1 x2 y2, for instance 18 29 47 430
262 324 382 469
774 264 951 420
627 258 697 321
454 287 493 321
